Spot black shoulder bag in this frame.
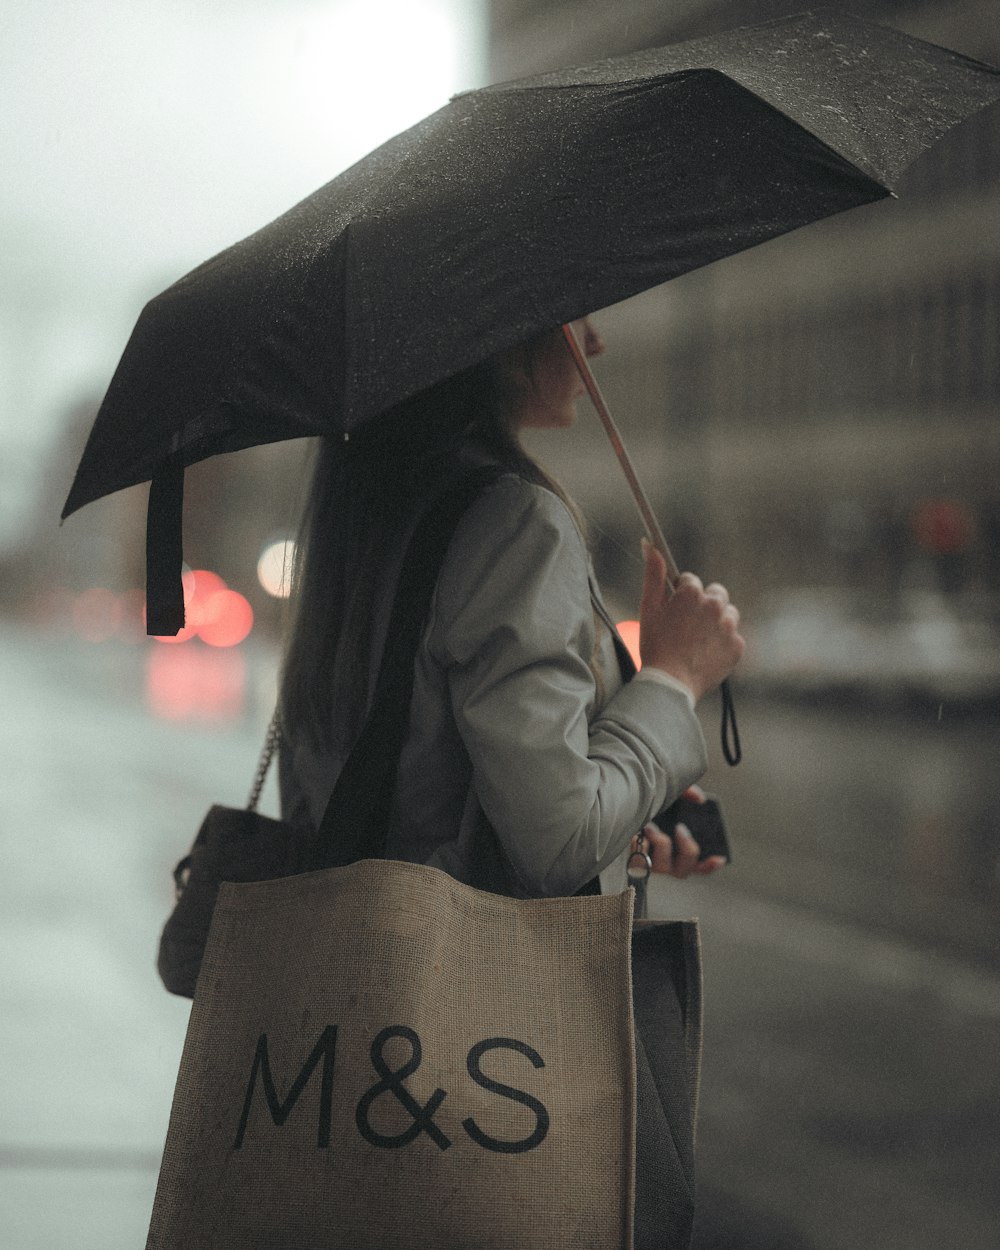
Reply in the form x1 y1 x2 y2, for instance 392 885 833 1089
156 465 504 997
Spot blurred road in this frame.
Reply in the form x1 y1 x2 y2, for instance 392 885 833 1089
1 622 997 1249
0 624 280 1249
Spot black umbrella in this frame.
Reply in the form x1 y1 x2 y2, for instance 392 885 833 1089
62 7 1000 636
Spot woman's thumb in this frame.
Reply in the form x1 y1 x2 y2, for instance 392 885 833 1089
640 538 666 617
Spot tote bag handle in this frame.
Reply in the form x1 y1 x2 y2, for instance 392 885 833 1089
305 463 506 870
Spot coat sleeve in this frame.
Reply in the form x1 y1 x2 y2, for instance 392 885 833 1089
426 475 708 897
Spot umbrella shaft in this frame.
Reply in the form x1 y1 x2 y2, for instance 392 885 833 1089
561 325 680 589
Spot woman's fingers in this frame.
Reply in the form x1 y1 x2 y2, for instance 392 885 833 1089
693 856 726 875
634 821 718 880
639 540 667 613
706 583 740 628
638 564 745 700
670 823 701 878
635 823 672 874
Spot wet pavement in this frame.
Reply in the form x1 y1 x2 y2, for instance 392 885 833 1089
1 622 997 1248
653 692 1000 1250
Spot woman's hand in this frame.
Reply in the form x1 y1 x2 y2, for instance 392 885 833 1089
630 786 726 878
639 542 744 702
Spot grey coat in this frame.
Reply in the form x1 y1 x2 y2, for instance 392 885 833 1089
279 473 708 897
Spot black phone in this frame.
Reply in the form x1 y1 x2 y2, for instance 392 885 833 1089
651 793 732 863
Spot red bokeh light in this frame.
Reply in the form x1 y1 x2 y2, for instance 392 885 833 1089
185 568 227 606
911 498 975 555
145 645 246 722
616 619 642 671
148 569 253 647
150 620 198 644
198 589 254 648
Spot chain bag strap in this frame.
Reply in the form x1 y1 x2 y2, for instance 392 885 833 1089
158 466 505 996
245 710 281 812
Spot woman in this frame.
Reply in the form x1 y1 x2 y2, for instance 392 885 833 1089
277 318 743 1247
279 317 744 897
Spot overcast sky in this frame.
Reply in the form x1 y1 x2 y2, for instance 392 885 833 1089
3 0 484 286
0 0 485 543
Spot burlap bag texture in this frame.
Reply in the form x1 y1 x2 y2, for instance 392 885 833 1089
146 859 638 1250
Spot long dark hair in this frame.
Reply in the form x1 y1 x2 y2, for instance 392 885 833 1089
280 336 578 753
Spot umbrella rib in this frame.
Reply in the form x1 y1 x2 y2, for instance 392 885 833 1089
561 323 680 591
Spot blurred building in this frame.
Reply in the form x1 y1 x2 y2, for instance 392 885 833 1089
0 250 305 635
496 0 1000 614
4 383 309 639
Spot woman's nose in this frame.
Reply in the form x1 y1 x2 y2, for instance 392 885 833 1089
578 317 605 358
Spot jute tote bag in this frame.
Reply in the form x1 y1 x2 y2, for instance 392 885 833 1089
147 861 646 1249
145 471 703 1246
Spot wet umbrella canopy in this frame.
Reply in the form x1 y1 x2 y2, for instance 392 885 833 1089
62 7 1000 634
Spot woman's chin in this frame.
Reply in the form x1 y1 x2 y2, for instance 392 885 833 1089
519 405 578 431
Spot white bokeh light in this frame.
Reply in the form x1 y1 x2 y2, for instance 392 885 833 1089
257 539 297 599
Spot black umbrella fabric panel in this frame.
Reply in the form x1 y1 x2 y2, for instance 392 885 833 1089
487 8 1000 189
340 72 890 422
62 105 469 516
64 73 887 514
62 7 1000 518
63 185 354 515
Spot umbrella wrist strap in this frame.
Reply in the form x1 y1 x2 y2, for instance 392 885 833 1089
146 464 186 636
720 679 741 766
